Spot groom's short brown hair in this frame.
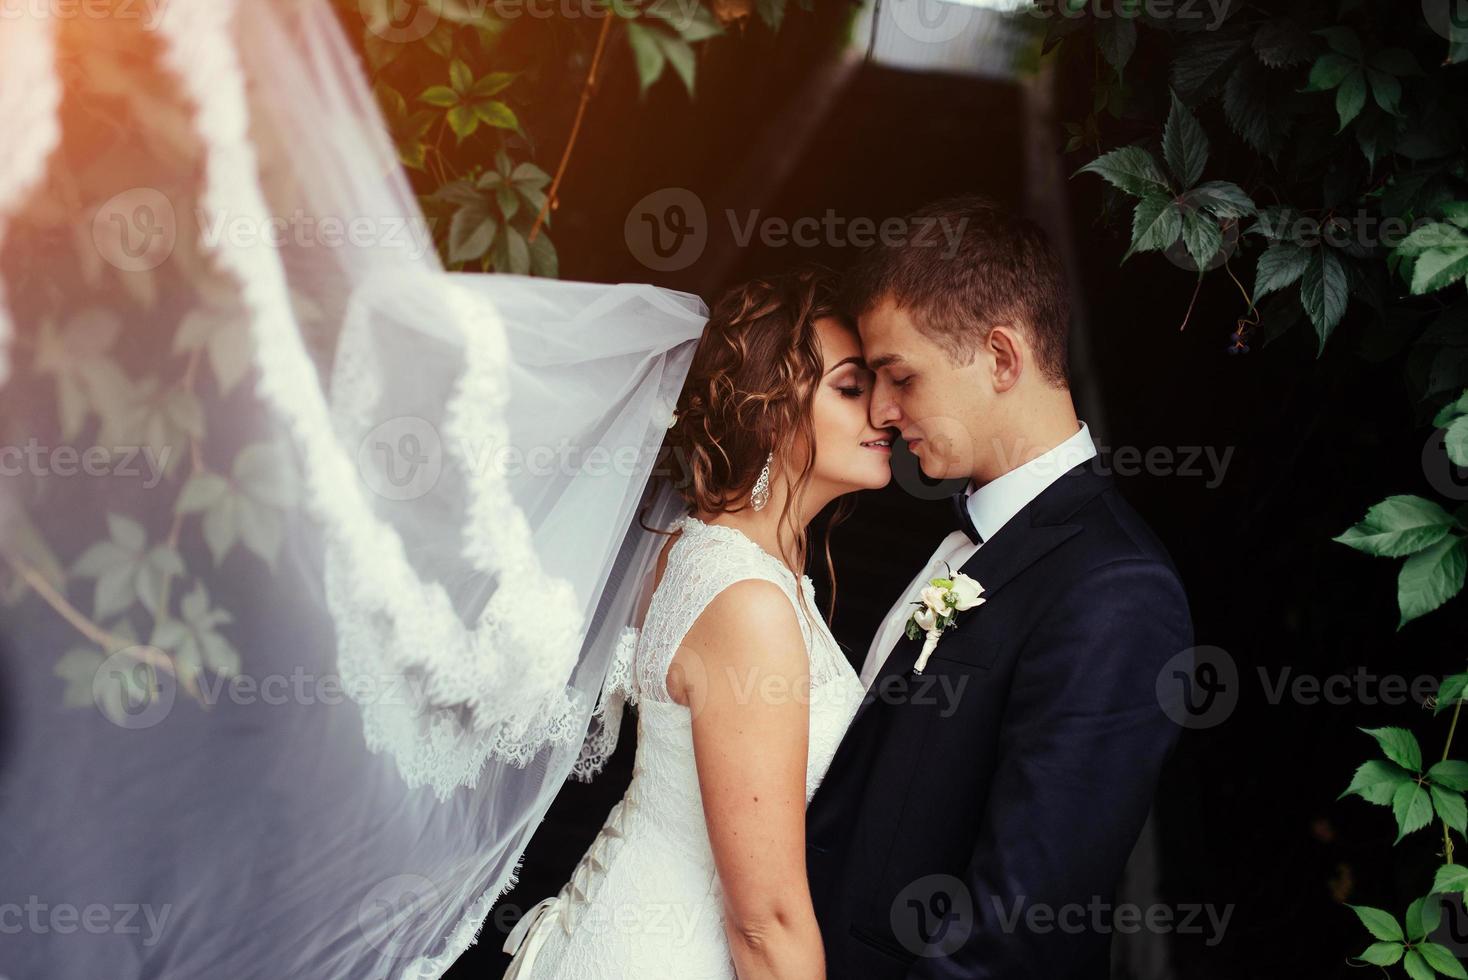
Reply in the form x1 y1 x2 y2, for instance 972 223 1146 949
842 195 1072 386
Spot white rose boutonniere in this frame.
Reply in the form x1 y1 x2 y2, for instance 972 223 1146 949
904 566 986 674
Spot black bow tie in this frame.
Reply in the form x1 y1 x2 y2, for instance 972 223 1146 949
951 490 983 545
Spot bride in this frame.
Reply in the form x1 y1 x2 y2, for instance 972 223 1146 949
504 269 892 980
0 3 889 979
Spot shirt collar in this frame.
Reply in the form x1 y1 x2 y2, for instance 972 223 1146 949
965 421 1097 542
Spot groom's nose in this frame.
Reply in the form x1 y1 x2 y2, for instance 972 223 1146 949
870 379 902 429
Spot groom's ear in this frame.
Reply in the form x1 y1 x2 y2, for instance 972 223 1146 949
986 324 1025 393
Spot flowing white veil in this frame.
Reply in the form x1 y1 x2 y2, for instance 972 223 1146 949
0 2 702 976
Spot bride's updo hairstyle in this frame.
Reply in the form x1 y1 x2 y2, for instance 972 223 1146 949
658 267 855 615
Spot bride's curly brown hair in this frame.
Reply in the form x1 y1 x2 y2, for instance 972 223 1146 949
655 266 857 618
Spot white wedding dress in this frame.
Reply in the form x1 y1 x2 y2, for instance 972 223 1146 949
503 515 866 980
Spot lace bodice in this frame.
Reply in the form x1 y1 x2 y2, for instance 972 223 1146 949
506 514 865 980
632 516 851 703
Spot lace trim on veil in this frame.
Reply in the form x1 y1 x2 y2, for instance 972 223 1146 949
155 0 585 799
570 626 640 782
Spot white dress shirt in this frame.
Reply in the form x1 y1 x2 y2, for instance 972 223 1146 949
858 421 1099 688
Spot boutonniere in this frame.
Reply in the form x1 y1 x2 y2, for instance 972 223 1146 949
905 566 987 674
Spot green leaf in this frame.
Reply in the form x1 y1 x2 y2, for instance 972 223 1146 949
1414 245 1468 295
1252 19 1315 69
1420 942 1468 979
1446 416 1468 467
449 59 473 94
150 581 238 683
1435 863 1468 894
1187 180 1256 219
1316 26 1362 59
1342 758 1414 805
1076 146 1170 198
474 100 518 130
1399 536 1468 627
1163 92 1209 188
1370 47 1421 76
1096 16 1137 75
495 185 519 221
107 513 146 553
422 19 454 58
656 31 696 96
419 85 459 108
1364 726 1424 772
470 71 515 98
1254 243 1310 300
449 203 497 264
1169 28 1250 99
1335 70 1367 131
1408 895 1443 941
1404 949 1435 980
174 304 252 395
1399 222 1468 258
646 0 723 40
1305 52 1356 91
528 231 559 278
1393 780 1435 842
1356 941 1404 966
510 162 551 190
1367 68 1402 115
1180 208 1224 270
1435 391 1468 428
446 105 479 140
625 22 668 93
1300 246 1348 352
496 223 531 275
1350 904 1405 942
1127 194 1182 256
1334 495 1457 557
1432 784 1467 833
1435 680 1468 719
233 444 299 511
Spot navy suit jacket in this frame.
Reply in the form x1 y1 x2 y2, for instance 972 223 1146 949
806 460 1192 980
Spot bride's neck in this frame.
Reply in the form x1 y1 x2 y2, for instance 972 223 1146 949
696 480 834 576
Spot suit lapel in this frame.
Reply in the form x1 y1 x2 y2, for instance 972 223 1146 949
840 460 1111 734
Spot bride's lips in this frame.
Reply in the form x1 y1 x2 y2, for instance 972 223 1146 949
860 437 892 454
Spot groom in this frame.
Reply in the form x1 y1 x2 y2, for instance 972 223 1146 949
805 196 1192 979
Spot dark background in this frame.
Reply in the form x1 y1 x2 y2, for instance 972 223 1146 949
445 7 1468 977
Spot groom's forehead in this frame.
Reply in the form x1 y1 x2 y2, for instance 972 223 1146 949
858 302 929 365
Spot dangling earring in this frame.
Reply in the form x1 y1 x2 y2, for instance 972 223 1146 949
750 452 773 511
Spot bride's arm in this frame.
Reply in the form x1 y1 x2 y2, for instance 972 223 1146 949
669 579 825 980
